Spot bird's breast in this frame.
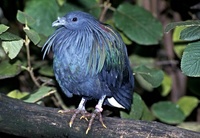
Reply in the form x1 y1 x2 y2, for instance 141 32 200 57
53 54 110 99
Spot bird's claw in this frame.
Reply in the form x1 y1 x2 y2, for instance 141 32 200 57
102 122 107 128
58 110 64 113
85 110 107 134
68 109 86 127
58 109 74 114
58 108 106 134
80 112 91 121
69 122 72 127
80 115 89 121
59 109 90 128
86 127 90 134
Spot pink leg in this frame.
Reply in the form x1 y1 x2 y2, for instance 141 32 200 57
58 98 89 127
58 96 107 134
86 95 107 134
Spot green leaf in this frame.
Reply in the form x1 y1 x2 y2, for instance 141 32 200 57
174 45 185 59
0 32 22 41
152 101 185 124
37 34 48 48
181 41 200 77
24 28 41 45
114 3 163 45
38 65 54 77
105 19 132 45
180 26 200 41
7 90 29 99
161 73 172 96
0 46 6 59
177 96 199 117
120 93 155 121
135 73 153 91
2 39 24 59
134 65 164 88
59 0 100 18
172 26 187 42
141 101 156 121
24 0 59 36
58 3 81 16
172 26 187 59
120 93 144 119
129 55 155 68
119 31 132 45
79 0 100 17
178 122 200 132
57 0 65 6
0 60 22 79
23 86 53 103
17 10 35 26
165 20 200 33
0 24 9 34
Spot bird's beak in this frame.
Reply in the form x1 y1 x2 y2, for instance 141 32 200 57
52 17 66 27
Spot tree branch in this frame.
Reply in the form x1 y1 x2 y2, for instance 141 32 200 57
0 94 199 138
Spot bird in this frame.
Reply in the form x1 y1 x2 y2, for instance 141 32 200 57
42 11 134 134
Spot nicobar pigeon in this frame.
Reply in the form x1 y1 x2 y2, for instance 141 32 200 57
42 11 134 134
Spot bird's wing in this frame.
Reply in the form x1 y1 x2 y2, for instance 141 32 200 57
96 24 134 110
86 23 126 76
97 24 127 87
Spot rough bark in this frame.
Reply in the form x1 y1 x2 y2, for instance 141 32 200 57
0 94 199 138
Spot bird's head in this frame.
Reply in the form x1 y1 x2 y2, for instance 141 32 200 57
52 11 99 31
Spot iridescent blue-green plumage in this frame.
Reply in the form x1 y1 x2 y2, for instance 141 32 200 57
43 11 134 110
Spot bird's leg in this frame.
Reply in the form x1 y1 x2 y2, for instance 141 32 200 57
85 95 107 134
69 97 90 127
58 98 89 127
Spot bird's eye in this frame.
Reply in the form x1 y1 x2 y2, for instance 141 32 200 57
72 17 77 22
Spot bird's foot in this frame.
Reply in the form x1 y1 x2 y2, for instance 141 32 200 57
58 109 90 127
82 105 107 134
58 104 106 134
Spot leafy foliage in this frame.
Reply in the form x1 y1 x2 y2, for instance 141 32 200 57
0 0 199 132
17 10 35 26
177 96 199 117
152 101 185 124
23 86 54 103
7 90 29 99
181 41 200 76
2 39 23 59
114 3 162 45
120 93 155 121
0 60 22 79
166 20 200 77
161 73 172 96
24 0 59 36
0 24 9 34
134 65 164 88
